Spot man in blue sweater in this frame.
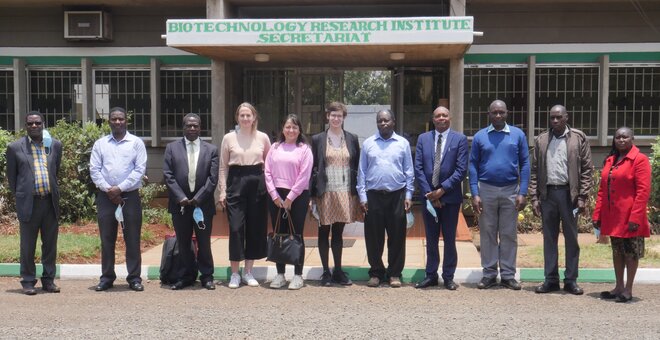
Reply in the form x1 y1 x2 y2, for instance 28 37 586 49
469 100 530 290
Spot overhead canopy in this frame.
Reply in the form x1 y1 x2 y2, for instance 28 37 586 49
165 17 475 66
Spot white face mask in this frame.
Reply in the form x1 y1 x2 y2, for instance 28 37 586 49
115 204 124 228
426 199 438 223
406 211 415 229
42 129 52 151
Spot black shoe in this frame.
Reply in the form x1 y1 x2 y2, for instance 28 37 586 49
563 282 584 295
500 278 521 290
320 270 332 286
170 281 190 290
22 286 37 296
129 282 144 292
535 282 560 294
42 282 61 293
331 270 353 286
477 277 498 289
202 281 216 290
615 294 633 303
599 291 618 299
415 276 439 289
443 280 458 291
95 282 113 292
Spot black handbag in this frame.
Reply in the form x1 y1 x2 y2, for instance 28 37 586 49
266 209 305 265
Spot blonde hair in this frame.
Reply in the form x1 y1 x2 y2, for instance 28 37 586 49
235 102 259 131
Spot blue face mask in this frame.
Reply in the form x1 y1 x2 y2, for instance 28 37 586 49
426 199 438 223
42 129 52 151
193 207 206 230
406 211 415 229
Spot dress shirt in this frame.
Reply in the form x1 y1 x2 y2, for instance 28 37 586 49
546 128 569 185
89 132 147 192
29 138 50 195
357 131 414 203
187 138 200 191
434 128 449 159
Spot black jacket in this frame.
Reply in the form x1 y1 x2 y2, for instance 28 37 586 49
310 130 360 197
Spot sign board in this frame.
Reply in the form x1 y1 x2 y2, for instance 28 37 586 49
166 17 474 47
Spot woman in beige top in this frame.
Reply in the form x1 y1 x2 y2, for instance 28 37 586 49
218 102 271 289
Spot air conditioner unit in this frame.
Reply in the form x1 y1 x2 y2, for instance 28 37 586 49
64 11 112 41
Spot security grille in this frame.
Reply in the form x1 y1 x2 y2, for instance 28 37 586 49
160 69 211 138
28 69 81 128
535 66 599 136
609 65 660 136
464 66 528 136
0 70 14 131
94 69 151 137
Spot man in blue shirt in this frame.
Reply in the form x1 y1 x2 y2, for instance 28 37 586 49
90 107 147 292
357 109 414 288
469 100 530 290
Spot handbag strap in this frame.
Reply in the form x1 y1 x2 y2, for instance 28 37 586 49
272 208 296 235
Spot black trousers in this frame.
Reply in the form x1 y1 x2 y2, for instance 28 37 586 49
96 190 142 284
364 188 406 279
19 195 58 287
226 165 268 261
172 207 214 284
422 201 460 281
268 188 309 275
541 185 580 283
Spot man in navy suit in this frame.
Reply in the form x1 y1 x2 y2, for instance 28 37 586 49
163 113 219 290
413 106 468 290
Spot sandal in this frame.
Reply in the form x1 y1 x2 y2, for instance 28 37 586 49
599 291 618 299
615 294 633 303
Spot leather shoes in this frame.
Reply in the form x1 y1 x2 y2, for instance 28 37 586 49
202 281 216 290
129 282 144 291
563 282 584 295
42 282 60 293
23 286 37 295
443 280 458 290
415 276 439 289
535 282 560 294
170 281 190 290
500 278 521 290
477 277 498 289
94 282 113 292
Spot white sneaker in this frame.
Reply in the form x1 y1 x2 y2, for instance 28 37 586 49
228 273 241 289
288 275 304 290
270 274 286 289
242 272 259 287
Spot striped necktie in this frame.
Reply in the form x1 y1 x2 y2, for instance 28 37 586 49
431 133 443 188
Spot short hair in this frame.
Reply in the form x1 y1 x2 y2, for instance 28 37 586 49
277 114 307 146
432 106 450 118
25 111 45 124
326 101 348 117
234 102 259 131
377 109 395 121
183 113 201 125
109 107 127 118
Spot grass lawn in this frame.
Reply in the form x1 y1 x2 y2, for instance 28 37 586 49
0 233 101 263
519 238 660 268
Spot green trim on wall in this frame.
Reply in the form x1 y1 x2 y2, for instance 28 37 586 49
465 52 660 64
0 55 211 67
0 57 14 66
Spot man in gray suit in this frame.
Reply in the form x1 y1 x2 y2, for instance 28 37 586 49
6 111 62 295
163 113 219 290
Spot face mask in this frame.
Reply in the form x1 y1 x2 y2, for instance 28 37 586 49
406 211 415 229
42 129 52 150
115 204 124 229
193 207 206 230
426 199 438 223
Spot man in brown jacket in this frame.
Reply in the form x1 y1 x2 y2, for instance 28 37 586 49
529 104 593 295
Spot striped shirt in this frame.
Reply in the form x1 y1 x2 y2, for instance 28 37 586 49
30 139 50 195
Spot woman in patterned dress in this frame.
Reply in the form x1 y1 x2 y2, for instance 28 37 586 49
310 102 361 286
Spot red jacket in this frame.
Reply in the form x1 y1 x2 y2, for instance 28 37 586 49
593 145 651 238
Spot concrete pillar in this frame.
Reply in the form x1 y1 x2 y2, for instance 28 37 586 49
527 55 536 144
598 55 610 146
150 58 161 147
207 0 231 146
449 58 464 133
12 58 26 131
81 58 94 122
450 0 466 16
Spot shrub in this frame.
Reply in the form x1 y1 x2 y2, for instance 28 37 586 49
0 128 17 220
139 182 171 226
650 136 660 234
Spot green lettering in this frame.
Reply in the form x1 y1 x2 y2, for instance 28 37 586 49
461 19 471 30
256 33 269 43
168 22 180 33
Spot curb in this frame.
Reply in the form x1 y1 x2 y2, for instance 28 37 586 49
2 263 660 284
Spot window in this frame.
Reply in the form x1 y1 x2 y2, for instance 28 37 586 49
0 70 13 131
464 66 528 137
94 69 151 137
535 66 599 136
160 68 211 139
609 65 660 136
28 69 82 128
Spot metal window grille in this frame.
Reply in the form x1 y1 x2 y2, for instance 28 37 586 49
0 70 14 131
609 65 660 136
160 68 211 138
464 66 528 136
94 69 151 137
28 69 82 128
535 66 599 136
243 69 292 138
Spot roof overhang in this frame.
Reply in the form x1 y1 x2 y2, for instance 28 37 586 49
165 17 475 67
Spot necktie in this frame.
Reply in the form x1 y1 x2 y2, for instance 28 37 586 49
188 142 196 192
431 133 443 188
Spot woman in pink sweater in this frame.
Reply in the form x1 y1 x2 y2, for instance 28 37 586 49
264 114 313 290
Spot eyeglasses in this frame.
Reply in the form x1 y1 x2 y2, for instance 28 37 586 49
26 122 43 126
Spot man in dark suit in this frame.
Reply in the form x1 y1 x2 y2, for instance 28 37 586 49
413 106 468 290
163 113 219 290
6 111 62 295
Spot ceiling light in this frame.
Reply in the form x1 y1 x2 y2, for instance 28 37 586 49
389 52 405 61
254 53 270 62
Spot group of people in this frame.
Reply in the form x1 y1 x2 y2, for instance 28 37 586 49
5 99 651 302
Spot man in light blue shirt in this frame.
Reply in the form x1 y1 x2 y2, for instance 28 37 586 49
89 107 147 292
357 109 414 288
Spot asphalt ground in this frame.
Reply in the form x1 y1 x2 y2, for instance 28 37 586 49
0 278 658 339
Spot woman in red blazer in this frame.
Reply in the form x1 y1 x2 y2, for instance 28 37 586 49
592 127 651 303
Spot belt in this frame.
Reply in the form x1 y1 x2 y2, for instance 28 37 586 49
368 188 404 195
547 184 569 190
34 193 51 199
228 164 264 175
